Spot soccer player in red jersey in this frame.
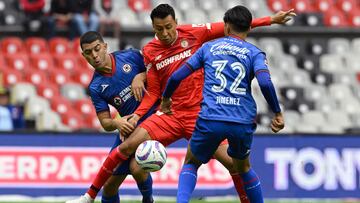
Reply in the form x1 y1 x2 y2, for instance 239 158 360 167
66 4 295 203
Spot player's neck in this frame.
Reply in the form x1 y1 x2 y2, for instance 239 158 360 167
229 33 247 41
96 54 112 74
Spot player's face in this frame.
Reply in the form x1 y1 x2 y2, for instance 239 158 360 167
81 40 108 69
152 15 177 45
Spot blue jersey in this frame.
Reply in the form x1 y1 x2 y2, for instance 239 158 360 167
88 49 154 121
186 36 268 124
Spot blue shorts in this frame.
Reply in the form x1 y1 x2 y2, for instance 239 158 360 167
190 118 257 164
110 135 132 175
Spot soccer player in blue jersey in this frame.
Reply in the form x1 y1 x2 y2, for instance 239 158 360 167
161 6 285 203
67 31 155 203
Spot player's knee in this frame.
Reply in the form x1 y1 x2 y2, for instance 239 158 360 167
118 141 136 157
130 159 148 182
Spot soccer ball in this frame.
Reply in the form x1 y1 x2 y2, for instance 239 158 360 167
135 140 167 172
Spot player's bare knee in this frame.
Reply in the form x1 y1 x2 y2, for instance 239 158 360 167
130 158 148 182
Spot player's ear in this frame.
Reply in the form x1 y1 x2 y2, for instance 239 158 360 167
175 18 178 25
104 43 108 50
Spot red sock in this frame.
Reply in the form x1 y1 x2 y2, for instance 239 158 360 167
231 173 250 203
86 147 128 199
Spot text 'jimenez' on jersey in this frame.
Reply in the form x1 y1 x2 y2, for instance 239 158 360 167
186 36 269 124
88 49 153 120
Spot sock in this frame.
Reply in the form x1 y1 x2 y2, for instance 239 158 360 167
101 193 120 203
137 174 154 203
231 173 250 203
87 147 129 199
177 164 198 203
241 168 264 203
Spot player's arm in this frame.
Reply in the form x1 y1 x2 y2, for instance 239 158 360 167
132 72 147 101
254 53 284 133
201 9 296 42
131 50 148 101
89 88 135 134
97 111 135 134
130 65 161 125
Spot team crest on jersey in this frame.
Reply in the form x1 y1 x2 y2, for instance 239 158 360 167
122 64 132 73
181 39 189 48
113 96 122 106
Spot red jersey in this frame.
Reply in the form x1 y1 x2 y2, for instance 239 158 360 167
135 18 271 117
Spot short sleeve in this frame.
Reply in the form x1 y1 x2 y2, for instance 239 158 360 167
89 88 109 113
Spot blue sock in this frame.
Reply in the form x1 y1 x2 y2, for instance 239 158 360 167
241 168 264 203
177 164 198 203
137 174 154 203
101 193 120 203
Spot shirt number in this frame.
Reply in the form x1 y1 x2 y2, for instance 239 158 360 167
211 60 246 95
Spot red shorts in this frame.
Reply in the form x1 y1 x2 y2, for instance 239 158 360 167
139 110 228 147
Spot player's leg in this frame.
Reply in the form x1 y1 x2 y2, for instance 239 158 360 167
177 118 224 203
213 144 250 203
182 112 249 203
228 123 264 203
85 127 151 199
129 158 154 203
102 175 126 203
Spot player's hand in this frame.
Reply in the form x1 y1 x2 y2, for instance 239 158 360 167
131 72 148 101
114 115 135 135
271 112 285 133
160 97 172 114
128 113 140 127
271 9 297 24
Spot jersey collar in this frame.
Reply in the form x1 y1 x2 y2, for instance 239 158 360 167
99 54 116 77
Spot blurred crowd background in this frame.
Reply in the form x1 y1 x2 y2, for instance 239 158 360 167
0 0 359 134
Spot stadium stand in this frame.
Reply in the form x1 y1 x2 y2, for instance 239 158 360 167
0 0 359 133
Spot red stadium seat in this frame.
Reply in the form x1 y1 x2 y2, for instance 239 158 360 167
290 0 316 12
83 112 102 130
30 53 54 72
314 0 333 12
72 37 82 55
1 68 23 86
23 68 49 86
50 96 74 115
61 110 85 130
54 54 80 74
323 8 349 27
347 8 360 26
25 37 48 54
0 55 5 68
49 37 72 55
37 83 60 100
267 0 290 12
128 0 151 12
336 0 358 12
5 53 31 71
73 99 96 116
72 67 93 87
48 68 73 86
1 37 25 55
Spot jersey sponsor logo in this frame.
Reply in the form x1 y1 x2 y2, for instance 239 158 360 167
101 84 109 93
180 39 189 48
122 64 132 73
113 96 122 106
155 50 192 70
210 42 250 59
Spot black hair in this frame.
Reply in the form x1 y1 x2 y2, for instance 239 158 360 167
223 5 252 33
150 4 176 21
80 31 104 50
